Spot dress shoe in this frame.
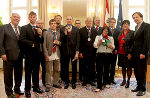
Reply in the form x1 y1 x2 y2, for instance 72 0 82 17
110 80 116 84
45 87 50 92
53 85 62 89
136 90 146 96
125 81 130 88
7 94 16 98
90 82 96 86
120 80 126 86
14 89 24 95
25 91 31 98
131 87 139 92
72 83 76 89
64 83 69 89
33 88 43 93
82 82 87 86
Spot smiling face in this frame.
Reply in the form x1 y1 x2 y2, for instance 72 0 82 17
85 17 92 28
55 15 62 25
10 13 20 27
123 23 129 30
102 28 109 36
28 14 37 25
66 16 73 25
132 13 143 25
94 17 100 26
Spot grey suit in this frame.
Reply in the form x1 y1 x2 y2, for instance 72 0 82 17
0 23 23 96
43 28 61 87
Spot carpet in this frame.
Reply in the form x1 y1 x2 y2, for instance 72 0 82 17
18 78 150 98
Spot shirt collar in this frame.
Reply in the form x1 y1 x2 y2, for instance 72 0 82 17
10 23 18 28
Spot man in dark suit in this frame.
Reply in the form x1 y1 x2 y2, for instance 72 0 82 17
79 17 98 86
109 18 120 84
60 16 79 89
0 13 23 98
131 12 150 96
19 11 43 97
92 17 102 35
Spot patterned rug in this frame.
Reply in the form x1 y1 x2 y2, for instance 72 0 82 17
17 78 150 98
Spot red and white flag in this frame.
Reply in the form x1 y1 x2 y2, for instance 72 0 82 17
103 0 110 26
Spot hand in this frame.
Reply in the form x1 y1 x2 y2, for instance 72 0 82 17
127 54 132 60
114 50 117 54
74 52 79 60
32 44 35 47
45 56 49 61
79 53 83 58
107 43 113 49
53 40 59 45
36 28 42 36
1 55 7 61
65 26 69 35
140 54 145 59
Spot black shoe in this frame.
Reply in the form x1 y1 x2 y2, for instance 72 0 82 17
25 91 31 98
53 85 62 89
33 88 43 93
125 81 130 88
82 82 87 86
64 83 69 89
136 90 146 96
14 89 24 95
120 80 126 86
131 87 139 92
111 80 116 84
72 83 76 89
7 94 16 98
90 82 96 86
45 87 50 92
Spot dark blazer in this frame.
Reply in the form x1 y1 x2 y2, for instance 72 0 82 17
116 30 134 53
132 22 150 57
60 25 80 56
19 24 43 57
79 26 98 57
92 26 102 35
109 28 121 50
0 23 21 60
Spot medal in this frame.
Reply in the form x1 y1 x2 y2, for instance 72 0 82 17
88 38 91 41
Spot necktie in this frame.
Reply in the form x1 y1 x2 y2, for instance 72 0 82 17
96 26 99 31
134 25 138 36
53 32 57 53
15 27 19 40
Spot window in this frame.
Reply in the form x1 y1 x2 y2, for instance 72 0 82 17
114 0 148 30
10 0 38 26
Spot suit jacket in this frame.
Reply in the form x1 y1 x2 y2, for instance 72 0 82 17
109 28 121 51
92 26 102 35
19 24 43 58
131 22 150 57
60 25 79 56
43 28 60 57
116 30 134 53
79 26 98 57
0 23 21 60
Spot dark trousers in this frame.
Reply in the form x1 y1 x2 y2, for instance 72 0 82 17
60 55 65 81
96 53 111 88
110 54 117 81
79 58 84 81
133 56 147 91
63 55 77 84
40 52 46 85
83 56 95 83
25 55 40 92
3 54 23 96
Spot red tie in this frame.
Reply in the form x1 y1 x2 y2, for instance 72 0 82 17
96 26 99 31
52 32 57 53
15 27 19 40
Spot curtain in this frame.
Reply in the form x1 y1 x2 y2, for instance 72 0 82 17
38 0 49 29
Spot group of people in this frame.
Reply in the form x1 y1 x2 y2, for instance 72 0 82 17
0 11 149 98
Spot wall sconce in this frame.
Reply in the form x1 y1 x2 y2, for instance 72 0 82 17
48 7 60 16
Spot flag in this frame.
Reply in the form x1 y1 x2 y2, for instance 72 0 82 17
103 0 110 26
116 0 123 31
92 0 98 26
0 17 3 26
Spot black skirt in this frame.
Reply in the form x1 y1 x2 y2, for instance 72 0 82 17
118 54 133 68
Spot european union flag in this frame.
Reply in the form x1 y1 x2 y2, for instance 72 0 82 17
116 0 123 31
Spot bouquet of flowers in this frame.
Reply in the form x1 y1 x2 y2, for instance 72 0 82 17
102 38 111 47
0 17 3 26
